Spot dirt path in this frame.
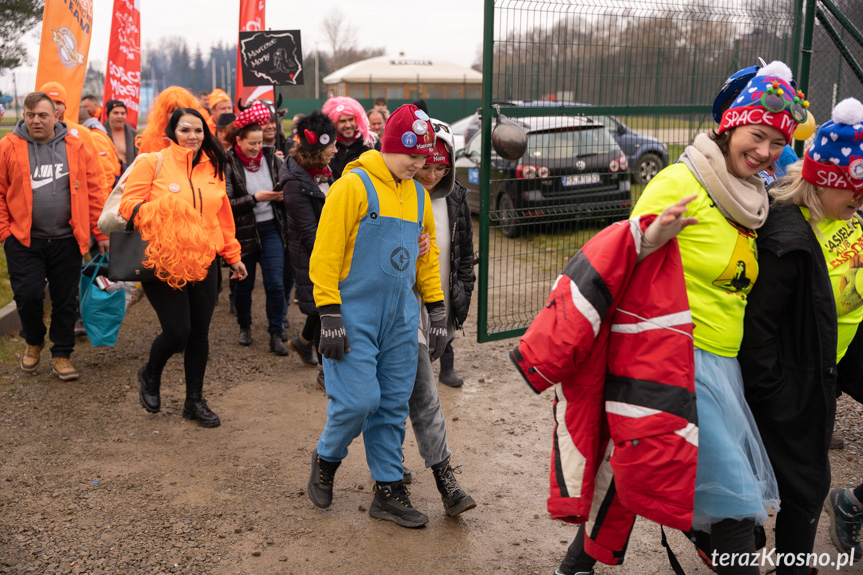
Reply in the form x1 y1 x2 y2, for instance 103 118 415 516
1 274 863 574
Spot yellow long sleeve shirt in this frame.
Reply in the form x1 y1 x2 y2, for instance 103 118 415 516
311 150 444 307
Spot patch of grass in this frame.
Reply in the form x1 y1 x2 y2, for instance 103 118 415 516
0 332 22 363
0 247 11 309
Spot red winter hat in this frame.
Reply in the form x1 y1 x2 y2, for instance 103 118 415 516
234 101 271 129
427 138 450 166
381 104 435 156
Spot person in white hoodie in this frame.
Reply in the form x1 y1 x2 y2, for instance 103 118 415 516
407 118 477 516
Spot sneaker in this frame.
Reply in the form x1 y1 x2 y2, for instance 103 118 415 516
74 318 87 337
432 458 477 516
20 343 43 373
287 336 319 368
831 434 846 450
308 449 340 508
51 357 79 381
402 464 413 485
238 327 252 346
369 481 429 528
825 488 863 557
553 571 594 575
182 397 221 428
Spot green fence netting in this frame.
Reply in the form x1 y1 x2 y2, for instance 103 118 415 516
474 0 860 342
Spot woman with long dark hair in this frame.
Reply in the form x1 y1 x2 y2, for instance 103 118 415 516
120 107 246 428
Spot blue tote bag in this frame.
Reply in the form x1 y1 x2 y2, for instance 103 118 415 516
79 254 127 347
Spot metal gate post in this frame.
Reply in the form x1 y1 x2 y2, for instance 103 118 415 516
796 0 817 157
477 0 495 342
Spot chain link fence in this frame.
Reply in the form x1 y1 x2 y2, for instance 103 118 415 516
474 0 860 342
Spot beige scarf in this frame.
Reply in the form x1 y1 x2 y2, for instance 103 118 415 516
679 133 769 230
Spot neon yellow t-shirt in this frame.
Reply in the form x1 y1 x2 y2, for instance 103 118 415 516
802 207 863 361
631 164 758 357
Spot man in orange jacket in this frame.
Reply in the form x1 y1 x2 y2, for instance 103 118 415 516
0 91 108 381
41 82 113 200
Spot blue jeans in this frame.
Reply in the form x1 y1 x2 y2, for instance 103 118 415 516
235 222 285 333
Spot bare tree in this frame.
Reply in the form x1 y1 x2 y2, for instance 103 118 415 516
321 8 358 69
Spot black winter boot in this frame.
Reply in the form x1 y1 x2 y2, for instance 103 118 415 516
238 327 252 346
138 363 162 413
438 347 464 387
182 395 221 428
432 457 476 516
369 480 429 528
308 449 341 508
269 332 289 355
288 335 319 367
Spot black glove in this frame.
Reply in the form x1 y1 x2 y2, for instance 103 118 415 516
319 305 350 361
426 301 448 361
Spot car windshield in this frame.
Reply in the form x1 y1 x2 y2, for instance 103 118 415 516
526 127 618 160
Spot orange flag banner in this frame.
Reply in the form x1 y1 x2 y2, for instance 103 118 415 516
35 0 93 124
102 0 141 127
236 0 274 108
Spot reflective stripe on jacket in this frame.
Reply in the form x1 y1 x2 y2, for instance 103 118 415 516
511 216 697 536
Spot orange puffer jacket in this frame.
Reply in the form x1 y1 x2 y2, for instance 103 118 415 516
0 130 107 254
119 141 241 265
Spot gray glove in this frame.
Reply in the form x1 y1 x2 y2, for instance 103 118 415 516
427 301 448 361
319 305 350 361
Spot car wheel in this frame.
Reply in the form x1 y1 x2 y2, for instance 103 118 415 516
496 192 521 238
636 152 665 185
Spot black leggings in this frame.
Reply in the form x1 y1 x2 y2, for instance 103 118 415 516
142 262 218 397
300 311 321 350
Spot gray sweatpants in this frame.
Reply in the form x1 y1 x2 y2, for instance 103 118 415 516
407 343 452 468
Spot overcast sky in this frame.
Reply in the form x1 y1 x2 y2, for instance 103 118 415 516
1 0 485 95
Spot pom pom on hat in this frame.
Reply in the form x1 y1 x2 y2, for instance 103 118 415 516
381 104 435 157
233 101 271 129
802 97 863 194
755 61 794 82
832 98 863 126
295 109 336 152
718 60 805 144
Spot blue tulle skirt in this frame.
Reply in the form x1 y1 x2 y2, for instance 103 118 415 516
692 348 780 532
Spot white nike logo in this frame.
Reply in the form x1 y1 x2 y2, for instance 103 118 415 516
30 163 69 189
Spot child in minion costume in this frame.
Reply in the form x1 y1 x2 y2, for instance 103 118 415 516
307 104 447 528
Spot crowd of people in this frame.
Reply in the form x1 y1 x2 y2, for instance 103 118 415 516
0 85 477 527
1 67 863 568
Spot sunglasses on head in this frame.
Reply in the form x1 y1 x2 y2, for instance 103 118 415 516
761 87 808 123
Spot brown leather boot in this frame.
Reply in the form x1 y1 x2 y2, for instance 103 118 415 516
20 343 43 373
51 357 79 381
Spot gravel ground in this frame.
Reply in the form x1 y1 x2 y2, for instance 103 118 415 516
1 272 862 574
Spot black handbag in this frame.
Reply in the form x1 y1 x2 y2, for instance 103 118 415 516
107 203 156 282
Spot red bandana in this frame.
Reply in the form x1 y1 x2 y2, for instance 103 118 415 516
234 145 263 173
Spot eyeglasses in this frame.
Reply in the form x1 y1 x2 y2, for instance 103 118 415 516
421 165 450 176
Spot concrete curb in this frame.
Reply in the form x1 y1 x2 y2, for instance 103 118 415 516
0 301 20 336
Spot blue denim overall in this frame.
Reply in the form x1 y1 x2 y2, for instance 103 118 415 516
317 168 423 482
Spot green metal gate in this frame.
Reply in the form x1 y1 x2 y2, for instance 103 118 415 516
474 0 862 342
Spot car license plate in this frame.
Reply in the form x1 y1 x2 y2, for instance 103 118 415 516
563 174 601 186
563 174 600 186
